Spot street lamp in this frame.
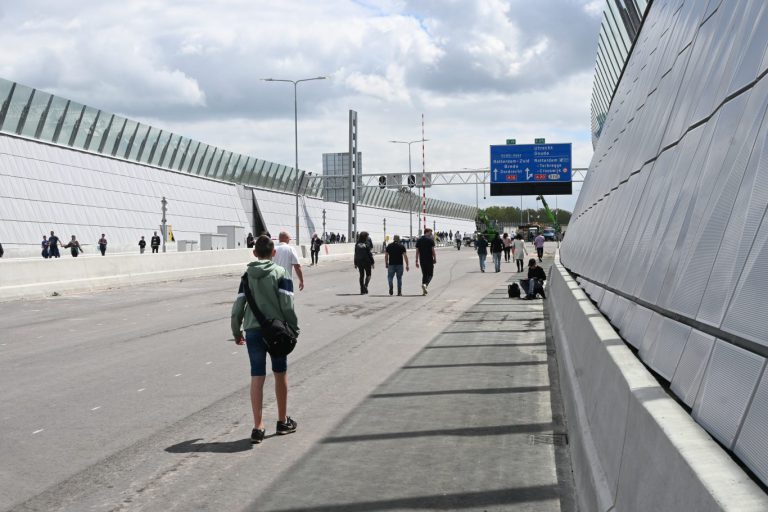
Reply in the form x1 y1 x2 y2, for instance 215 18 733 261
389 139 428 239
262 76 328 246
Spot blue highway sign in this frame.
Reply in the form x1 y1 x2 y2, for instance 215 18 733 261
490 143 572 184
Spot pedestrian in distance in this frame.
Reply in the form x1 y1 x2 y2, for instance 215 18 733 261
273 232 305 291
521 258 547 300
513 234 527 273
490 233 503 272
48 231 61 258
41 235 49 259
385 234 409 296
138 236 147 254
98 234 107 256
231 235 299 444
475 234 489 272
151 231 161 253
310 233 323 266
63 235 82 257
502 233 512 262
246 232 255 248
455 231 462 250
415 228 436 295
354 231 374 294
0 242 3 258
534 232 545 262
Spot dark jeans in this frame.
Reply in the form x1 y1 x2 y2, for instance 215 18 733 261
49 246 60 258
311 249 319 264
358 264 372 293
536 247 544 260
152 246 159 253
420 261 434 286
520 278 545 298
99 245 106 256
503 247 511 261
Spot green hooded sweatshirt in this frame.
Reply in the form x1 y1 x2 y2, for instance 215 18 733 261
231 259 299 339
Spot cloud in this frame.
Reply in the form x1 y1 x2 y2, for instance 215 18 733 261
0 0 602 212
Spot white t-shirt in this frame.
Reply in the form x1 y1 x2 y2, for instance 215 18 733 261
274 243 300 278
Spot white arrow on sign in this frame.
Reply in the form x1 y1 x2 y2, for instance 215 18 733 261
525 168 532 180
493 168 498 181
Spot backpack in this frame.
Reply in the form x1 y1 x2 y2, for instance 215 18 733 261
508 283 521 298
241 273 298 357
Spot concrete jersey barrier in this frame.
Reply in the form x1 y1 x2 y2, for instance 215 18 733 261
547 255 768 511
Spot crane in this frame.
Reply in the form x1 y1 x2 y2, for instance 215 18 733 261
537 195 560 233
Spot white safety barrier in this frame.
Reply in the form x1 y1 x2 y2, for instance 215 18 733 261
0 245 358 302
548 256 768 512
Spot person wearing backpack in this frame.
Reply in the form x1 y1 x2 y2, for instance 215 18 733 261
231 235 300 444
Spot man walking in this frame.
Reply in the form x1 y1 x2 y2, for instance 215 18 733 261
415 228 436 295
139 236 147 254
475 234 489 272
98 234 107 256
273 231 305 291
534 232 545 262
48 231 61 258
151 231 161 253
490 233 503 272
455 231 462 250
521 258 547 300
231 235 299 444
385 235 409 296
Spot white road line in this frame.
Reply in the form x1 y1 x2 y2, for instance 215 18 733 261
205 361 212 365
174 373 182 377
232 352 238 355
32 429 44 435
91 406 101 411
137 388 146 392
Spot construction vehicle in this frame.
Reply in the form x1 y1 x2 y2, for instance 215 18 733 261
537 195 560 234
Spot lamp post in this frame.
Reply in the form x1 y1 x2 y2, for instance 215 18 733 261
262 76 328 246
322 208 326 241
389 139 428 240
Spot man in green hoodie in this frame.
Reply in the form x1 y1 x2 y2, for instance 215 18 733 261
231 235 300 444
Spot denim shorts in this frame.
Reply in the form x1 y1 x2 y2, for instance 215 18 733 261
245 329 287 376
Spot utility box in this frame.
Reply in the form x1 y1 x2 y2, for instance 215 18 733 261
217 225 245 249
177 240 198 252
200 233 228 251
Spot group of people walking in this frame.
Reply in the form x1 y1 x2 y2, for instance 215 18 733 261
38 231 163 258
475 232 545 273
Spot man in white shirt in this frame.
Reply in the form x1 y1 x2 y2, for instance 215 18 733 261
274 231 305 291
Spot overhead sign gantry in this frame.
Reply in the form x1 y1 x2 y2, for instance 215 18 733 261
490 142 572 196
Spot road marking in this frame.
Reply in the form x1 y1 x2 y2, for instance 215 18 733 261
32 429 44 435
174 373 182 377
137 388 146 392
232 352 238 355
96 323 103 326
205 361 212 365
91 406 101 411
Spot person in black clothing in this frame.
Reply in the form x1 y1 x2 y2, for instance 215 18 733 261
354 231 374 294
415 228 436 295
139 236 147 254
310 233 323 266
98 234 107 256
475 235 488 272
48 231 61 258
246 232 255 248
0 242 3 258
521 258 547 300
490 233 503 272
385 235 409 296
151 231 161 253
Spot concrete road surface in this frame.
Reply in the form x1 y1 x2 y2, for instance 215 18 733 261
0 244 573 511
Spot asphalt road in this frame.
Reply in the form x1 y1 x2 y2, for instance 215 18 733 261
0 243 570 511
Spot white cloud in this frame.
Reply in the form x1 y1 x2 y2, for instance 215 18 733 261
0 0 602 212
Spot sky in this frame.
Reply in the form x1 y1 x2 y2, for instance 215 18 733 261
0 0 603 212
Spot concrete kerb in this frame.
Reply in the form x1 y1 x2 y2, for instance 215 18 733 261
548 255 768 511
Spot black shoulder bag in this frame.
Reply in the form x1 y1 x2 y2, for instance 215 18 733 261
240 273 298 357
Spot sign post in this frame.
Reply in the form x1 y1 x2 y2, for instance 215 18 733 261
490 143 572 196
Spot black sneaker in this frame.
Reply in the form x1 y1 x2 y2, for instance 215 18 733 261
276 417 298 435
251 428 265 444
389 285 393 296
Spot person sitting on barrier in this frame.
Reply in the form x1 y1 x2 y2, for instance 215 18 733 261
521 258 547 300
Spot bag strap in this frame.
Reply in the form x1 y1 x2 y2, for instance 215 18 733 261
241 273 268 327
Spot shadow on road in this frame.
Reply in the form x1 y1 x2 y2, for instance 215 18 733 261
165 438 254 454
